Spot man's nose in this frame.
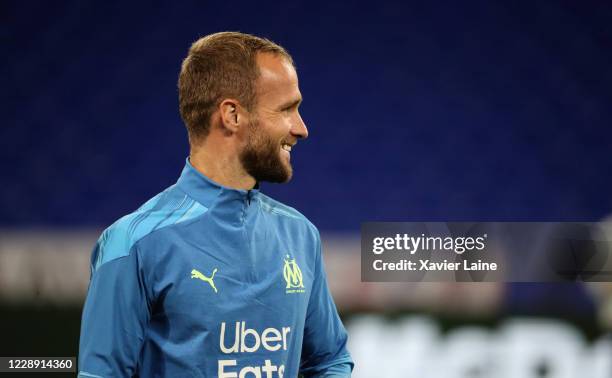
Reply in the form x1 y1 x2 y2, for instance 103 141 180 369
291 113 308 139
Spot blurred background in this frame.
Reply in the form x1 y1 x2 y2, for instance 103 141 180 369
2 1 612 377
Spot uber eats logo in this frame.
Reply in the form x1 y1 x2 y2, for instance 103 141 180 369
219 321 290 378
283 255 305 294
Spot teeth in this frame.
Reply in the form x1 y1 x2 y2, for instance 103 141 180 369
282 144 292 152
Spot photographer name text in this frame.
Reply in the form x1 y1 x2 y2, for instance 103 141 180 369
371 233 497 272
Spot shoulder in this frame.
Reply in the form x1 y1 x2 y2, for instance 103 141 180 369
258 193 320 240
91 185 208 271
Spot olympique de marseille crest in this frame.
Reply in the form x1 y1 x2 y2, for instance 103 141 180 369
283 255 305 294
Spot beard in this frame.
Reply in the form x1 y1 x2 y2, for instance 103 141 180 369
239 118 293 183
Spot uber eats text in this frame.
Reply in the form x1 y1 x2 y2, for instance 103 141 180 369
219 321 290 378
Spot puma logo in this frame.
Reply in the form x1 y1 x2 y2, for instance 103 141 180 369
191 268 218 293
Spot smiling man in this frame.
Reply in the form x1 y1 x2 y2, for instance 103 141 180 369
78 32 353 377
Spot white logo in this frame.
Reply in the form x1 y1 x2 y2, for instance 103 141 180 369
218 321 290 378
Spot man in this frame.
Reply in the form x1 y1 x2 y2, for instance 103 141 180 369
78 32 354 377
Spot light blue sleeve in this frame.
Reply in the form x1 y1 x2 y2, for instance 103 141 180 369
299 231 354 377
78 243 151 378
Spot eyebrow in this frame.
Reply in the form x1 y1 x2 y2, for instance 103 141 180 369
279 98 302 110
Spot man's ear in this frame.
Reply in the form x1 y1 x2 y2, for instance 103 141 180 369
219 99 243 133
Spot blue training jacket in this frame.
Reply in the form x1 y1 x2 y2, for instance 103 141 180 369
78 159 353 378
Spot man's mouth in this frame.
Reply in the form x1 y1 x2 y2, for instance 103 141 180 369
281 143 292 152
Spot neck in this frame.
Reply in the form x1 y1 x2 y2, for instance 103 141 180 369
189 137 256 191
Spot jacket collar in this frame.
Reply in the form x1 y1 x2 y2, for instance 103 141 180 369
176 158 260 208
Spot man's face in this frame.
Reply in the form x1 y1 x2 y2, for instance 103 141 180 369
239 53 308 183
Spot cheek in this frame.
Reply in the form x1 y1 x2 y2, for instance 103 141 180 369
262 119 291 139
280 117 294 134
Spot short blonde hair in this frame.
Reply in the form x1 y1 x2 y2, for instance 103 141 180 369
178 31 293 141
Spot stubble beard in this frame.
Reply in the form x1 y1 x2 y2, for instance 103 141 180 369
239 118 293 184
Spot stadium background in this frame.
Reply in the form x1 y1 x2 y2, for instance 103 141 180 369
2 1 612 376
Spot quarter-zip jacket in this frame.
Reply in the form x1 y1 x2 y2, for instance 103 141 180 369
78 159 353 377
